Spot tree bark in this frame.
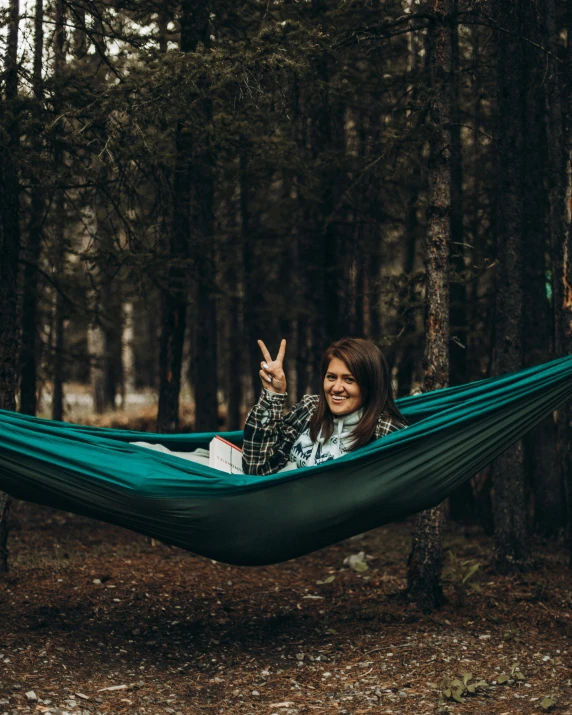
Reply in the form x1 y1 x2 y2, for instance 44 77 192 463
193 140 218 433
51 191 66 422
490 0 532 573
19 0 45 416
0 0 21 572
193 4 218 433
406 0 452 612
556 17 572 565
447 0 474 522
226 229 243 430
521 0 563 537
157 0 196 433
51 0 66 422
240 149 268 402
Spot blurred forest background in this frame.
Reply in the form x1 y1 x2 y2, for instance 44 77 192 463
1 0 572 594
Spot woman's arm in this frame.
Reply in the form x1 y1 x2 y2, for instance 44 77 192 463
242 391 317 476
375 412 407 439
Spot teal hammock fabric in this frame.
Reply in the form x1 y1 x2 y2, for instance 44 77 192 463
0 355 571 565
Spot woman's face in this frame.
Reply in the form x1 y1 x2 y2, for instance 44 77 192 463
324 357 364 416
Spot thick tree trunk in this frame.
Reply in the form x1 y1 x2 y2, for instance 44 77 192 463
406 0 451 612
157 0 196 433
490 0 532 573
192 5 218 432
521 0 563 536
19 0 45 416
241 150 269 401
447 0 474 522
448 0 466 389
557 22 572 565
0 0 21 572
50 0 66 422
194 120 218 431
0 0 21 412
321 106 346 343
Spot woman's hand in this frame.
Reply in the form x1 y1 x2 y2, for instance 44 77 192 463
258 339 287 394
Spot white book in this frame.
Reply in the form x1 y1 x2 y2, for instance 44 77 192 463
209 436 244 474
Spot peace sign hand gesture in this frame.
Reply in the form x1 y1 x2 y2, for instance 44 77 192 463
258 339 287 394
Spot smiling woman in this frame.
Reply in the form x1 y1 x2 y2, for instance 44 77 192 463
242 337 408 476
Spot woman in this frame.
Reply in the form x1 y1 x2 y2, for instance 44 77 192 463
242 337 407 476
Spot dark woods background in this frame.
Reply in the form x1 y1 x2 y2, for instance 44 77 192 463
1 0 572 599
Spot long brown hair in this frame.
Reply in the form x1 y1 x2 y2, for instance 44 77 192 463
308 338 406 451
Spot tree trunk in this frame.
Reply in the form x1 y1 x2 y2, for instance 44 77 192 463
226 231 242 430
366 226 382 343
0 0 21 572
19 0 45 416
193 146 218 433
51 191 66 422
193 6 218 433
157 0 196 433
103 290 123 412
395 11 423 397
556 18 572 565
447 0 474 521
490 0 532 573
121 302 135 404
51 0 66 422
448 0 466 388
240 149 267 402
89 325 105 413
406 0 452 612
521 0 563 537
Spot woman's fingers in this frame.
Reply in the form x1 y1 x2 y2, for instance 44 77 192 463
276 338 286 365
260 362 283 382
257 340 272 364
258 338 287 367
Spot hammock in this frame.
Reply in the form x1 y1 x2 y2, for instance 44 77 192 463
0 355 571 566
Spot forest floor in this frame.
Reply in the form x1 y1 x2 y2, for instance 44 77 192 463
1 503 571 715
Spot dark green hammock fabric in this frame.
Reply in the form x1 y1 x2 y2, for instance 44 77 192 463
0 355 571 565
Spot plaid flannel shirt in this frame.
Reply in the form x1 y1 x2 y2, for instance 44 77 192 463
242 389 406 476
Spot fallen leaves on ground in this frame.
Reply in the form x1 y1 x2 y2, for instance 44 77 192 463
1 501 570 715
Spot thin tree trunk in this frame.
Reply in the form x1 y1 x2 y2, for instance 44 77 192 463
51 188 66 422
490 0 532 574
51 0 66 422
19 0 45 416
395 183 420 397
99 222 123 413
0 0 21 572
122 301 135 404
240 149 268 401
366 225 381 343
226 231 242 430
406 0 452 612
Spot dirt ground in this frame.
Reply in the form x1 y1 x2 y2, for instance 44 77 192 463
1 501 571 715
